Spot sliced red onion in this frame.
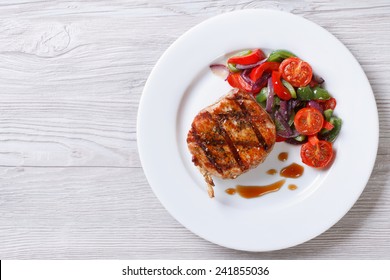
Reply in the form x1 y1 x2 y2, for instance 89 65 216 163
275 111 300 138
279 100 289 121
313 74 325 84
266 77 274 114
289 99 302 110
240 68 254 86
289 128 301 138
285 137 308 145
275 110 293 137
209 64 229 80
241 69 271 94
235 58 267 70
252 72 271 93
287 100 292 118
307 100 323 113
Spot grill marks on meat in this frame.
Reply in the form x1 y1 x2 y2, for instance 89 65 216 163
190 123 223 174
210 111 248 171
187 89 276 197
233 97 269 151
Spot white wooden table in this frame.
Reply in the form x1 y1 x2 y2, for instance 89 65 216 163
1 0 389 259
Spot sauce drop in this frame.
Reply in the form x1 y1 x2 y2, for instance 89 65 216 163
278 152 288 162
280 163 304 178
266 168 277 175
225 188 236 195
236 180 286 199
288 184 298 191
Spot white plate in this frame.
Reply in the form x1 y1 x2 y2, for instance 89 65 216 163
137 9 378 251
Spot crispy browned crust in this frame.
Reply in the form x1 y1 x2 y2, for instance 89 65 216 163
187 89 276 196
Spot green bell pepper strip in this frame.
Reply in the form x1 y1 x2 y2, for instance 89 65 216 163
259 101 266 109
274 96 281 106
227 63 240 73
320 117 342 142
267 49 296 62
313 86 331 100
294 135 307 142
297 86 314 100
323 109 333 122
282 79 297 98
232 50 252 57
256 87 268 103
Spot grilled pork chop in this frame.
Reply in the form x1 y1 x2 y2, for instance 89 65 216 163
187 89 276 197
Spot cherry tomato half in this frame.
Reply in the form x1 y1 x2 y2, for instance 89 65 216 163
279 57 313 87
294 107 324 135
301 136 333 168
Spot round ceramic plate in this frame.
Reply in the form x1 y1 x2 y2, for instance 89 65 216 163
137 9 378 251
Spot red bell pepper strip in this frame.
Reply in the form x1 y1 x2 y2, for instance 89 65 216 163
227 73 253 92
276 135 287 142
249 62 280 82
323 120 334 131
227 49 265 65
308 135 319 146
271 71 291 101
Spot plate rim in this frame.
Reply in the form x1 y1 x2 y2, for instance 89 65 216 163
137 9 379 252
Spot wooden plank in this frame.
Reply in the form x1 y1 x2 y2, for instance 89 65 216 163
0 164 389 259
0 0 389 259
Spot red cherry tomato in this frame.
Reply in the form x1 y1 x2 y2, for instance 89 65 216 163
279 57 313 87
301 136 333 168
294 107 324 135
321 97 337 111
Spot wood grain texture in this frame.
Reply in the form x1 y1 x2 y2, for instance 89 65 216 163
0 0 389 259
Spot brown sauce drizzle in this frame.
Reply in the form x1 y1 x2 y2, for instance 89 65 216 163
288 184 298 190
225 188 237 195
224 152 303 198
278 152 288 162
280 163 304 178
266 168 277 175
235 179 286 199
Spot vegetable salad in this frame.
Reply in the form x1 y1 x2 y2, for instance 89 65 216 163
212 49 342 168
